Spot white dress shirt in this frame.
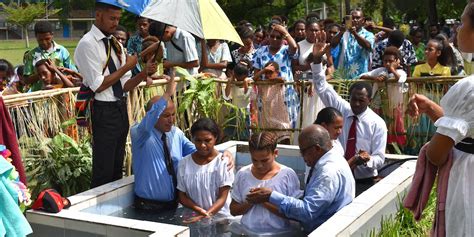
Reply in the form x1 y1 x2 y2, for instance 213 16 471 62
311 63 387 179
74 24 131 101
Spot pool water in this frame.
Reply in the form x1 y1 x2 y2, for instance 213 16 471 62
110 205 306 237
108 149 308 236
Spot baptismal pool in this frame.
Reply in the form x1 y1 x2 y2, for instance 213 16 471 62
26 141 417 237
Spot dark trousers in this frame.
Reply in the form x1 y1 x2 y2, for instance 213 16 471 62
134 195 178 212
90 99 129 188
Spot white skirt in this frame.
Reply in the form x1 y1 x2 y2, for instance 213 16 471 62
445 148 474 236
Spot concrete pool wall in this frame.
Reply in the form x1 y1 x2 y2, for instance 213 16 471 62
26 141 417 237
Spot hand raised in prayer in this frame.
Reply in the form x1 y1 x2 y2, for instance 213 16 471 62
246 187 273 204
163 68 176 99
312 30 330 64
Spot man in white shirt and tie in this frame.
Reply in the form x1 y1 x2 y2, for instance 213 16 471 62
310 31 387 195
74 2 156 188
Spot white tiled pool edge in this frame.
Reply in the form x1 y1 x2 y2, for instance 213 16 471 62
310 160 417 236
26 141 417 237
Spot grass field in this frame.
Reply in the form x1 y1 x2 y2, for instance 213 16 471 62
0 39 79 66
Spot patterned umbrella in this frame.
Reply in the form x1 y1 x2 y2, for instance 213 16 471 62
97 0 243 45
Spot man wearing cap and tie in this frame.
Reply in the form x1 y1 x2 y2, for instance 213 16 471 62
74 2 156 188
309 32 387 195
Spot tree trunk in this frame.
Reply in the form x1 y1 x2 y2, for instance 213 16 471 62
427 0 438 25
345 0 351 15
24 27 30 48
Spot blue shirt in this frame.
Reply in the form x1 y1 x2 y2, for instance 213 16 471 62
269 148 355 233
338 28 375 79
131 97 196 201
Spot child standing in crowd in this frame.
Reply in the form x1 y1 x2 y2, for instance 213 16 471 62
230 132 302 236
177 118 234 223
35 59 80 90
412 36 452 77
253 27 266 50
199 39 232 79
409 28 426 65
253 61 291 143
0 59 14 91
360 46 408 146
140 36 166 85
224 60 254 140
2 65 27 95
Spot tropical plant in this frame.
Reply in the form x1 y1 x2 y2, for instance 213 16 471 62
21 131 92 199
175 67 247 141
367 190 436 237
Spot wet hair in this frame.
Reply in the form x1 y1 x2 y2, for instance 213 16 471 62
430 34 455 68
383 46 401 60
190 118 221 141
349 81 373 98
249 132 278 153
95 2 121 11
234 59 252 78
0 59 14 79
34 21 53 35
314 107 343 125
387 30 405 48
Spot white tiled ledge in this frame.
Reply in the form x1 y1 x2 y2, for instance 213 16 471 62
310 160 416 236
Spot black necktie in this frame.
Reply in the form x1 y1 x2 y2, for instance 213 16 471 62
102 38 124 99
304 166 315 196
161 133 177 193
306 166 314 185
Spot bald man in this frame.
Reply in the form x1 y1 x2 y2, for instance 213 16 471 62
246 125 355 233
131 73 233 212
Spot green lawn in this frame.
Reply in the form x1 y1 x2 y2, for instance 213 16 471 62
0 39 79 66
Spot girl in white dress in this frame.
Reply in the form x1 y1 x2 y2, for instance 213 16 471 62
177 118 234 223
407 2 474 235
230 132 302 235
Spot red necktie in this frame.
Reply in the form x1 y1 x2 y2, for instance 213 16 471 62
344 116 358 160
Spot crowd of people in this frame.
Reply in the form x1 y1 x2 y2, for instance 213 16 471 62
0 1 473 236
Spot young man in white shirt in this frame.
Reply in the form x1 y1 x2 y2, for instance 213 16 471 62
74 2 156 188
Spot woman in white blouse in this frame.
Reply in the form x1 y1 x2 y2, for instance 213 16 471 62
407 1 474 235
